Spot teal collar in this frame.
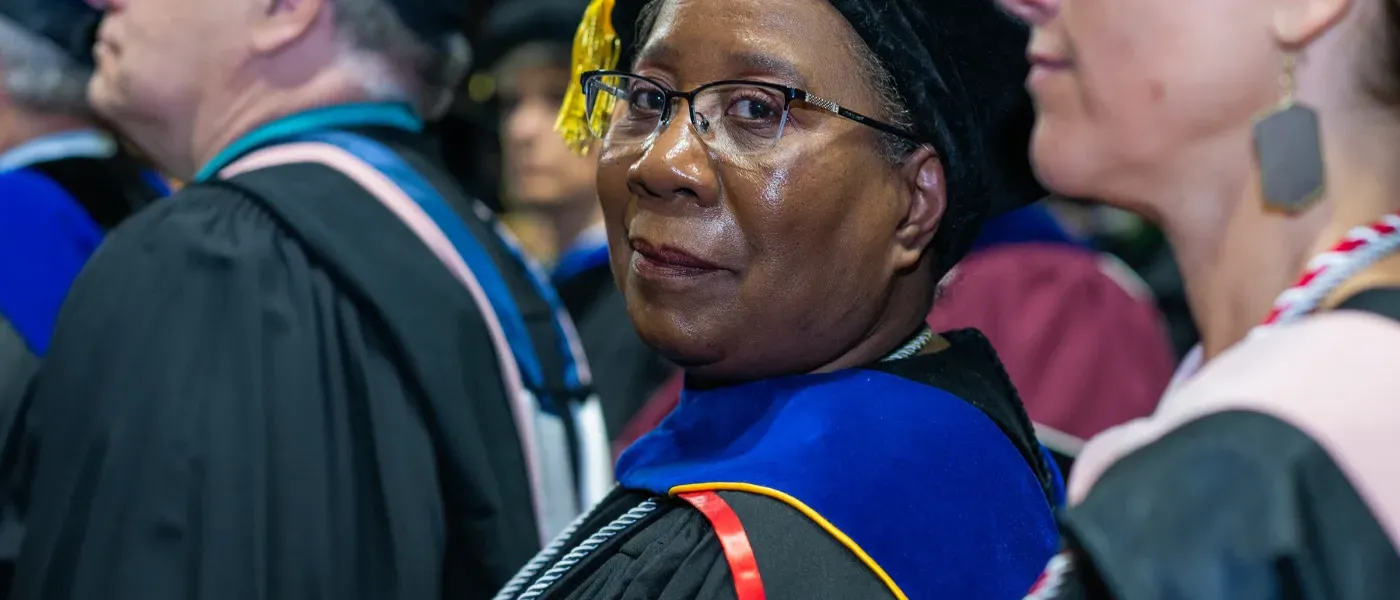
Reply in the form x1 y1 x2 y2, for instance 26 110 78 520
194 102 422 182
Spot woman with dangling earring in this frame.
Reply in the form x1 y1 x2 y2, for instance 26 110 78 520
998 0 1400 596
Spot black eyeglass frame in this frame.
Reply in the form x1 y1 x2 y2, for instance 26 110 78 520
580 69 928 146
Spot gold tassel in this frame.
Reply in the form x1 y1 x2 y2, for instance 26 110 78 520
555 0 622 154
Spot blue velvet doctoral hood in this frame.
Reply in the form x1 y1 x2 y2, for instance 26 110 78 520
617 366 1059 599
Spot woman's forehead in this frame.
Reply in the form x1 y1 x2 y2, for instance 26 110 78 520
635 0 867 86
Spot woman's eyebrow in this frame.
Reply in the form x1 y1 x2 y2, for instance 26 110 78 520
635 44 808 88
729 51 807 87
634 43 679 71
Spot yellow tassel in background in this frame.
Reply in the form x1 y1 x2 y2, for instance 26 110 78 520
556 0 622 154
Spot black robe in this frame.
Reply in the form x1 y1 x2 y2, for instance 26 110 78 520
0 148 164 596
2 127 571 599
496 330 1061 600
1028 288 1400 600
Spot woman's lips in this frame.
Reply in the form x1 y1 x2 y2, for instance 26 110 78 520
1026 51 1072 88
630 238 723 279
1027 51 1073 70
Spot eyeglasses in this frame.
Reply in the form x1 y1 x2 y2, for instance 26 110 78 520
579 70 925 155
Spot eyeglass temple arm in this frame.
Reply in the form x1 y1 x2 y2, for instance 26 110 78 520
799 91 925 143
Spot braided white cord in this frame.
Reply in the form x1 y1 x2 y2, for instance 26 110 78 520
492 494 607 600
494 498 659 600
881 326 935 362
511 499 659 600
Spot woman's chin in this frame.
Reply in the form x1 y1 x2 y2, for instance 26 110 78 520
634 320 721 366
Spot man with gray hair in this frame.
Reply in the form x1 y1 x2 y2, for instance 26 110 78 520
0 0 163 413
6 0 612 598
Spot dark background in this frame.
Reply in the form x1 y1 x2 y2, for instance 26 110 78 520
432 2 512 213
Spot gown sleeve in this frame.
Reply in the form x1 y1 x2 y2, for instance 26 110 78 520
546 491 893 599
8 186 451 600
1043 410 1400 600
0 316 33 433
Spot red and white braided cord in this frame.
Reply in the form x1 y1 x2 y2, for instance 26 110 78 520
1260 211 1400 327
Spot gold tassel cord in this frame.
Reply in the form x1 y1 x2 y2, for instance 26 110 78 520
556 0 622 154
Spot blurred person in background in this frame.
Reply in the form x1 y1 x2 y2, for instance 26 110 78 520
0 0 164 412
479 0 677 442
494 0 1062 597
3 0 613 596
997 0 1400 595
481 0 598 262
1048 198 1201 359
928 202 1177 472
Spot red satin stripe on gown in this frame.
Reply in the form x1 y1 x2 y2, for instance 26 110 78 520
677 491 767 600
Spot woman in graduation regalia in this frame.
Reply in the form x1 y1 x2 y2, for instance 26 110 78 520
495 0 1060 598
995 0 1400 596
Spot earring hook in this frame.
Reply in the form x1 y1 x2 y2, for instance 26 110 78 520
1279 52 1297 107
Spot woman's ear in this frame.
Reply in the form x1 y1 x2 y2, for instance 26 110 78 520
1269 0 1352 46
891 145 947 270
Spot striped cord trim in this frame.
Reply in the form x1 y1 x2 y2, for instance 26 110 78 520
501 498 659 600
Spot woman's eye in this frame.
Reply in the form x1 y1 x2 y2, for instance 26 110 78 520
630 89 666 112
729 97 778 120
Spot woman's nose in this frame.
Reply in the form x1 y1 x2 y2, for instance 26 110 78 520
626 117 719 209
999 0 1060 25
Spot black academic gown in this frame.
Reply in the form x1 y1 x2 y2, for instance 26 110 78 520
4 127 557 599
0 149 164 599
496 330 1061 600
553 256 675 439
1030 289 1400 600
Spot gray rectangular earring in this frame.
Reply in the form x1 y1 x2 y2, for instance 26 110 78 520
1253 52 1325 213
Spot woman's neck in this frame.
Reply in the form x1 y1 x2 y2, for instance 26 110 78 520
686 273 935 390
1170 112 1400 362
1315 132 1400 308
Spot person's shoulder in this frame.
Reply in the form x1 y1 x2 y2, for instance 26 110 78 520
0 169 89 220
105 181 287 254
856 336 1046 461
0 168 58 192
1160 310 1400 459
1063 410 1400 599
712 489 900 599
1196 310 1400 390
788 367 991 438
0 169 105 251
83 181 314 290
763 365 1053 506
